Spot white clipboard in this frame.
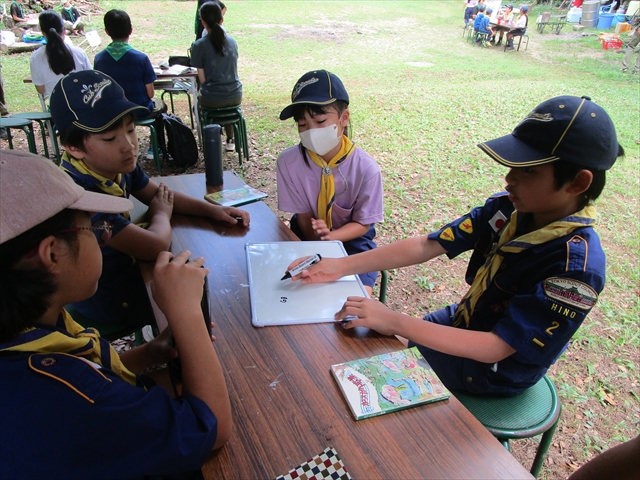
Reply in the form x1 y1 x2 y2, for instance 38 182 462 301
245 241 369 327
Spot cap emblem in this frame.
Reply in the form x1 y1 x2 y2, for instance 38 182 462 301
82 79 112 108
292 77 319 101
521 111 553 124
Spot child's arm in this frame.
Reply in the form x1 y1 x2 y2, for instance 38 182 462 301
106 183 174 260
151 251 232 450
310 217 369 242
337 298 516 364
145 82 155 100
168 185 250 226
295 235 448 284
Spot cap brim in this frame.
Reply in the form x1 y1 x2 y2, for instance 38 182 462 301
69 190 133 214
478 133 560 168
279 98 342 120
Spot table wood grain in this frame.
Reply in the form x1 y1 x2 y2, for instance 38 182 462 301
146 173 533 480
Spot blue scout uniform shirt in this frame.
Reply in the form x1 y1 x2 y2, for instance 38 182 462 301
94 48 156 113
410 193 605 396
62 161 155 328
0 315 218 479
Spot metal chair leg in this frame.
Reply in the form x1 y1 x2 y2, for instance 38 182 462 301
530 408 561 478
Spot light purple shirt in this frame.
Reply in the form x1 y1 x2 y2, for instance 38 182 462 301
276 144 384 230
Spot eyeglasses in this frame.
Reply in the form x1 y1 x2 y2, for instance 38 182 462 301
23 220 114 259
60 220 113 247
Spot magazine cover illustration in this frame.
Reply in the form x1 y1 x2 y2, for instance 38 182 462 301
331 347 449 420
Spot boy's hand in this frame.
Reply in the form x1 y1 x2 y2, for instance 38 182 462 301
289 256 342 284
151 251 209 321
147 183 174 219
210 206 250 227
336 296 399 336
143 327 179 364
310 218 331 240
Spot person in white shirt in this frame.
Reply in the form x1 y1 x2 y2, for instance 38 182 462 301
29 10 91 99
506 5 528 51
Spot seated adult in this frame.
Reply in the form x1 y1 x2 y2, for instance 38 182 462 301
8 0 34 29
493 4 514 46
29 10 91 99
60 1 85 36
191 1 242 153
506 5 528 51
94 9 166 159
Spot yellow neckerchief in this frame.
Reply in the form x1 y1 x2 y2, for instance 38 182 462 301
307 135 356 231
453 205 597 328
60 151 130 220
0 309 137 386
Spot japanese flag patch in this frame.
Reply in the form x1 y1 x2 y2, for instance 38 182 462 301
488 210 508 232
543 277 598 310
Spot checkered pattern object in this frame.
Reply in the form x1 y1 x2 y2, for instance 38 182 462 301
274 446 351 480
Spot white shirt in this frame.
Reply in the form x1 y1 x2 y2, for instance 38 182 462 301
30 43 92 98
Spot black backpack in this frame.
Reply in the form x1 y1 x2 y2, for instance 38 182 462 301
157 113 198 168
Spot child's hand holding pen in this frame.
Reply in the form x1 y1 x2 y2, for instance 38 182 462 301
284 255 344 284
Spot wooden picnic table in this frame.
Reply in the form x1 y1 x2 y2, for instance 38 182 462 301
139 171 534 480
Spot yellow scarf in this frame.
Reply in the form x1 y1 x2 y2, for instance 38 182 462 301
453 205 597 328
307 136 356 231
0 309 137 386
61 152 130 219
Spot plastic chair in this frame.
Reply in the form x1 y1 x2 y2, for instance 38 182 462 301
13 111 61 163
160 81 194 129
0 117 37 154
199 105 249 165
135 117 161 172
453 375 561 478
78 29 101 53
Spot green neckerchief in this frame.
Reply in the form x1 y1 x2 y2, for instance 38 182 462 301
453 205 597 328
105 40 133 62
12 0 24 19
63 6 76 23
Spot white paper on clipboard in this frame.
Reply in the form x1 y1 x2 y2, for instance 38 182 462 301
245 241 369 327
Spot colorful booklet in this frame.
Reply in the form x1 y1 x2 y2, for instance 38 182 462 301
274 446 351 480
331 347 449 420
204 185 268 207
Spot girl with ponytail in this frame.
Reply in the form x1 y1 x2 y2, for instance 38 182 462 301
29 10 91 98
190 1 243 152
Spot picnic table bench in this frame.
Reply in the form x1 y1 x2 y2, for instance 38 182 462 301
537 12 567 34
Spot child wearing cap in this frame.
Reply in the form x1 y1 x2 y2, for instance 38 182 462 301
493 4 514 46
473 6 494 45
276 70 383 295
292 96 623 396
506 5 528 51
0 150 231 477
49 70 250 335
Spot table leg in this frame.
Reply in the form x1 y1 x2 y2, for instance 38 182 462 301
188 77 202 148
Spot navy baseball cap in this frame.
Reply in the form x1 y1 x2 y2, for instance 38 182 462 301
478 96 619 171
279 70 349 120
50 70 147 133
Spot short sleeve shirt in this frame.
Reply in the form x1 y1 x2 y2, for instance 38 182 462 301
94 48 156 111
0 345 217 479
30 45 92 98
276 144 384 229
190 34 242 103
419 194 606 392
10 1 24 19
61 161 153 325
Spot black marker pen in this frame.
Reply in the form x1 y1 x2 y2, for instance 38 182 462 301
281 253 322 281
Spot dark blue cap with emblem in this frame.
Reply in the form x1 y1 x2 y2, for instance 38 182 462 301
50 70 147 133
279 69 349 121
478 96 620 170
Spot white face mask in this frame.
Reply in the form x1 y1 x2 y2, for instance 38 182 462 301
299 123 342 156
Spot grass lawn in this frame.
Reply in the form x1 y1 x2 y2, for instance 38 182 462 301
2 1 638 478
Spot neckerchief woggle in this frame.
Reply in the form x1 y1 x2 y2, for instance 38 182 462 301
0 309 138 386
453 205 597 328
307 135 355 231
104 40 133 62
61 151 131 220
